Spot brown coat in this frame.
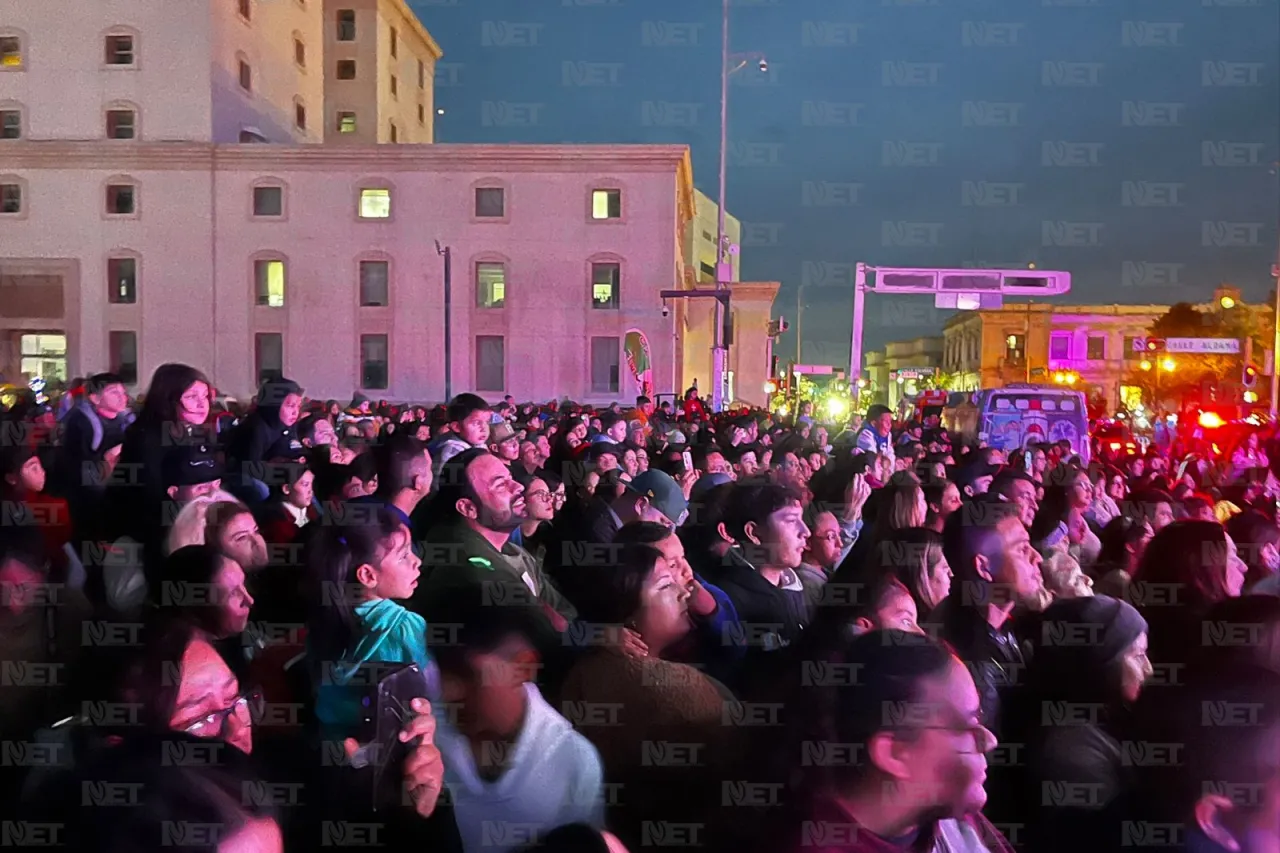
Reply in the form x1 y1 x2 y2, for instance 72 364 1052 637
554 651 736 848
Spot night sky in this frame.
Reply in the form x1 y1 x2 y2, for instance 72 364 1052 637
410 0 1279 368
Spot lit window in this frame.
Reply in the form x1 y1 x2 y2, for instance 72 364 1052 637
474 187 504 218
361 335 389 389
108 332 138 384
256 333 283 384
0 109 20 139
389 122 398 143
336 60 356 79
105 35 135 66
476 263 506 308
108 257 137 303
1 183 22 214
337 9 356 41
295 101 306 130
390 27 398 57
294 39 306 67
359 188 391 219
390 75 397 98
238 0 251 20
592 189 621 220
337 111 357 133
476 336 505 393
238 61 251 91
591 262 619 309
20 334 68 382
253 185 283 217
254 259 285 307
106 184 136 215
106 109 135 139
0 36 21 69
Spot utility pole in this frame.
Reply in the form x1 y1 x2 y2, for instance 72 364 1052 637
435 241 452 402
712 0 730 413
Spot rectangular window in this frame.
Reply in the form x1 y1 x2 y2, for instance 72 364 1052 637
359 188 390 218
474 187 505 218
254 259 285 307
106 109 135 139
108 332 138 384
359 260 389 306
106 185 136 215
295 102 306 129
105 35 135 65
255 333 283 384
336 59 356 79
1123 336 1141 360
1004 333 1025 363
1049 334 1070 361
253 186 283 216
390 75 397 97
475 336 505 392
0 110 20 139
294 39 306 67
107 258 137 304
1086 335 1106 361
418 60 425 88
0 183 20 213
591 337 620 394
361 334 388 389
0 36 21 68
238 0 251 20
591 262 619 309
238 61 251 91
337 10 356 41
592 189 621 220
475 262 506 308
20 335 68 382
337 111 357 133
390 27 398 57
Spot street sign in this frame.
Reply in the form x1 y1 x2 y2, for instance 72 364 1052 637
793 364 834 375
1165 337 1240 354
1132 337 1147 353
890 367 936 380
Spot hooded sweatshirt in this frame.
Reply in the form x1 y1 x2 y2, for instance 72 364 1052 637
314 598 433 731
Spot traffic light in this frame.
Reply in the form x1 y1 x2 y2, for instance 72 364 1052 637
1243 363 1259 388
1145 338 1166 353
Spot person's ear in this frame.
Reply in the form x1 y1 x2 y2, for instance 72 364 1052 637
455 497 478 520
973 553 994 583
634 496 651 518
743 521 762 547
715 522 734 545
167 485 179 500
853 616 876 634
866 730 913 781
1193 794 1240 853
354 563 378 590
281 483 293 498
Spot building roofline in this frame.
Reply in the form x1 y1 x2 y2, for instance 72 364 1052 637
383 0 444 60
0 142 695 174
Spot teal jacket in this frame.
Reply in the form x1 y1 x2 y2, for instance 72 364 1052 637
314 598 433 733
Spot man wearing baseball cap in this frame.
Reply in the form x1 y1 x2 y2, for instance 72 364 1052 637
487 422 521 464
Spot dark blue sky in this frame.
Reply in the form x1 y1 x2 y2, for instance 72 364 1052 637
411 0 1279 366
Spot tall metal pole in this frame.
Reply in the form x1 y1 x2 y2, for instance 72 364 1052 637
795 285 804 366
711 0 730 413
440 244 453 402
1271 236 1280 419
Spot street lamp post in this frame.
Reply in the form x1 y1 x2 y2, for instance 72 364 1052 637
435 241 452 402
713 0 767 413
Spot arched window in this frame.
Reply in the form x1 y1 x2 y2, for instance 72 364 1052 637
587 253 624 310
0 173 29 218
250 251 288 308
471 251 510 309
105 100 140 140
0 29 28 71
0 99 25 139
356 251 392 308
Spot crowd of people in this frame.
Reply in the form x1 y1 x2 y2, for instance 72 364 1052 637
3 364 1280 853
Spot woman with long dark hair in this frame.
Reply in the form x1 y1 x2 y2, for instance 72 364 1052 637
106 363 213 550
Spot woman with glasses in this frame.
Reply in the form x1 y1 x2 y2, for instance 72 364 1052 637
509 468 564 565
33 617 452 849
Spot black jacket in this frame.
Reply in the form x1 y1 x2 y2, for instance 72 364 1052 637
225 408 303 487
697 547 807 655
933 595 1026 734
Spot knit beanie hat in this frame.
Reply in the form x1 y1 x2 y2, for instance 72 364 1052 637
1037 594 1147 667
